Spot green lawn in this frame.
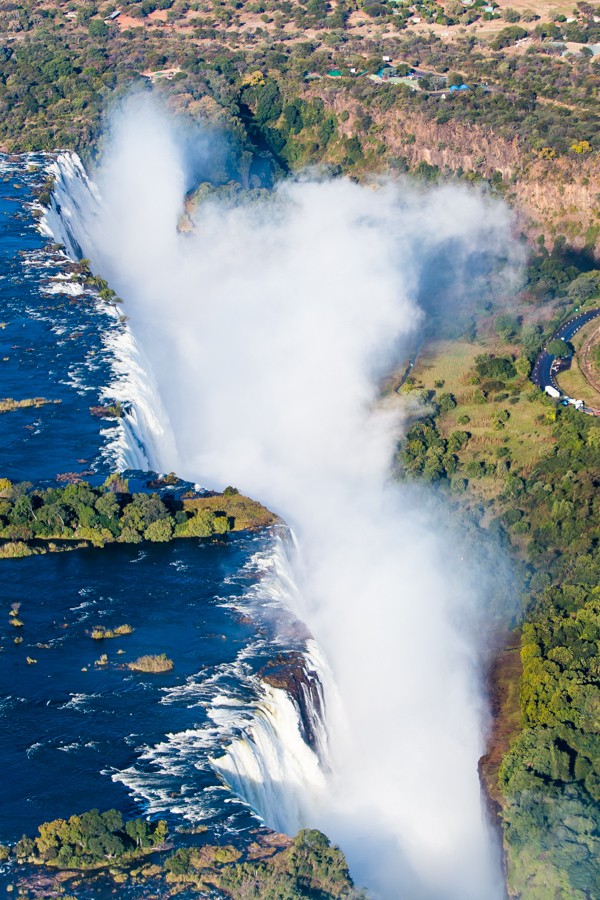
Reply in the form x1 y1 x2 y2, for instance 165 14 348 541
408 339 556 474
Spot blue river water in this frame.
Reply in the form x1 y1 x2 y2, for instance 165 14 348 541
0 159 306 886
0 536 268 840
0 158 124 482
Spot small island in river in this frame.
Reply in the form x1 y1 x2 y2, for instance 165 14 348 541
0 473 276 558
1 808 359 899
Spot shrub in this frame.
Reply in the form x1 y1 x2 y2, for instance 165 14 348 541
438 392 457 412
144 518 174 542
128 654 174 673
475 354 517 380
0 541 33 558
90 625 133 639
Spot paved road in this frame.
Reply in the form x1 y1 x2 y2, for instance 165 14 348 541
531 307 600 392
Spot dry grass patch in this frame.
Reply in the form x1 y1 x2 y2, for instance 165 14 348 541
0 397 60 413
90 624 134 640
556 360 600 408
182 492 276 531
411 339 482 392
0 541 34 558
128 654 174 674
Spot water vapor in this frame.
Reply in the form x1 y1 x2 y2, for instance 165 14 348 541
54 96 521 899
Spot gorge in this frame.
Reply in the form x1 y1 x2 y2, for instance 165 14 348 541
40 95 525 898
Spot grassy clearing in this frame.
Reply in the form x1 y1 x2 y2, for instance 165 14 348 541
556 358 600 407
412 339 481 389
408 338 556 474
567 317 600 355
444 392 554 472
182 492 277 531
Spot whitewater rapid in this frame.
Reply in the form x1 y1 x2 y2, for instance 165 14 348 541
41 153 171 472
43 151 338 851
42 122 513 899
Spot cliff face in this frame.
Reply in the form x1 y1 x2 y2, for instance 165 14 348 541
325 90 600 258
260 651 326 755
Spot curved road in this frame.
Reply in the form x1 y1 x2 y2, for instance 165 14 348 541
531 307 600 393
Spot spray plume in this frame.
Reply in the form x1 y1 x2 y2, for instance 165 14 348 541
54 96 522 899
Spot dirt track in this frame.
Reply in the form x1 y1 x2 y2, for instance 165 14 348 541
579 322 600 397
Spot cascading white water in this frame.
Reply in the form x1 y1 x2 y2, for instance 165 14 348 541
210 681 327 836
42 157 335 839
41 154 176 473
42 96 522 898
207 532 338 834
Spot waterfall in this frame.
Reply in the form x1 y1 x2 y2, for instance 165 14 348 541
41 126 513 898
207 531 338 835
40 153 101 260
210 682 326 836
41 152 336 845
41 153 176 472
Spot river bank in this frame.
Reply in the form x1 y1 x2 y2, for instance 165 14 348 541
3 813 358 900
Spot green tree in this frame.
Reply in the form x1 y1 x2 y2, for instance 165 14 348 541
495 313 521 341
567 271 600 304
144 517 174 542
447 430 470 452
547 338 572 358
12 494 33 524
125 819 152 849
95 491 119 520
88 19 109 38
212 514 231 535
475 354 517 380
184 510 216 537
103 473 129 493
118 526 143 544
447 71 465 86
282 102 304 134
15 836 35 859
121 493 169 533
438 392 457 412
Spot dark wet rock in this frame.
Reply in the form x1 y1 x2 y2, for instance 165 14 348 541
260 651 325 756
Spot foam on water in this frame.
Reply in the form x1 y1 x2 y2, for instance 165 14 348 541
39 148 394 865
41 153 173 472
107 532 334 834
210 681 326 835
41 147 508 898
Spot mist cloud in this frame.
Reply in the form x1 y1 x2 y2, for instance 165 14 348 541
65 96 522 899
